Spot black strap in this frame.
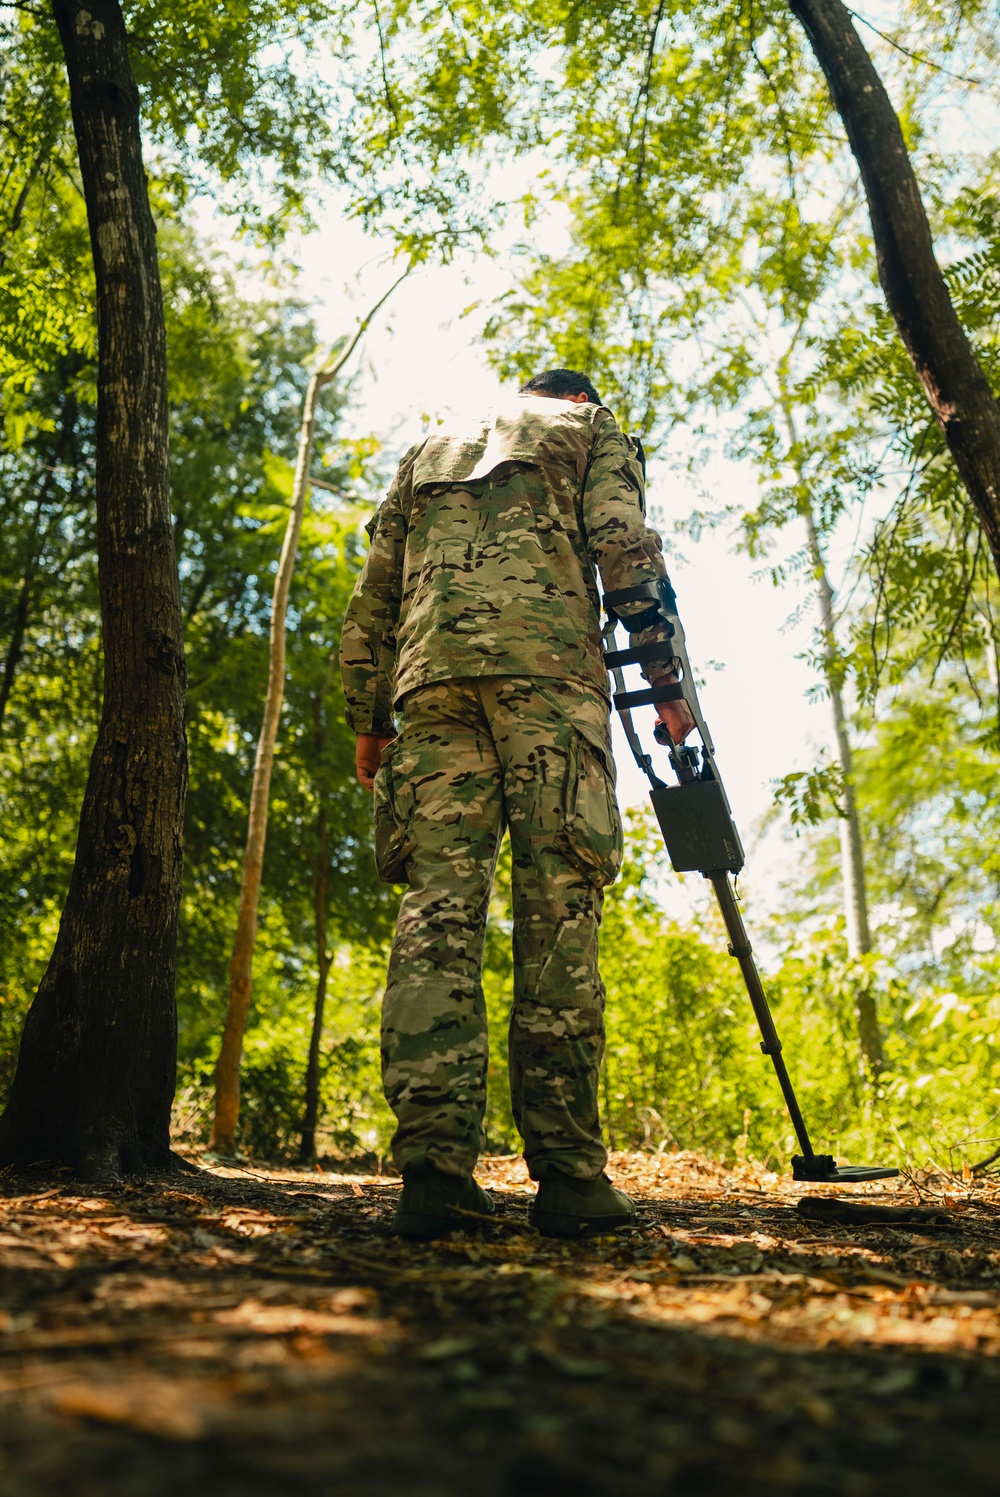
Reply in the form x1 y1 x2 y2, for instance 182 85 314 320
613 683 686 711
633 436 647 481
603 641 676 669
604 583 660 609
612 602 663 633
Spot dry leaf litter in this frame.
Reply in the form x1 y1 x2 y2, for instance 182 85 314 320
0 1149 998 1494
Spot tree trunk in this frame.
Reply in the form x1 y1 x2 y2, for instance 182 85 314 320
209 369 327 1154
300 782 332 1163
788 0 1000 573
0 0 187 1181
798 509 870 954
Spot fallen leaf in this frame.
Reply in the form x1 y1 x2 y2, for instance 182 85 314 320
419 1337 477 1360
53 1379 210 1440
928 1288 998 1308
214 1298 388 1337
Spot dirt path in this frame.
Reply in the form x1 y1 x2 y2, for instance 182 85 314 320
0 1150 997 1495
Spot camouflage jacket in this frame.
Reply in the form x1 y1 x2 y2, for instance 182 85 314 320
339 394 671 735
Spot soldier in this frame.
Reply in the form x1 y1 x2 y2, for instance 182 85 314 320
339 368 693 1239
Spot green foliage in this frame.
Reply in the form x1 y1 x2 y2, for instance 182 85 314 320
771 759 846 829
174 937 392 1161
0 0 507 252
844 672 1000 988
0 0 514 469
0 24 94 445
881 988 1000 1172
125 0 353 239
816 187 1000 701
480 0 867 433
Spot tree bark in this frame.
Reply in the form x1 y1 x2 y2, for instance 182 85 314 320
0 0 188 1181
788 0 1000 572
209 369 327 1155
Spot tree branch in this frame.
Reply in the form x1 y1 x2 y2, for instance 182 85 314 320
317 260 415 386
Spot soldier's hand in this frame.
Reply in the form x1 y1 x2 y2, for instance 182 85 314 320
652 674 696 744
356 733 396 792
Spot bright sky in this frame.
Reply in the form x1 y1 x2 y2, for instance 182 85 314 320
244 190 865 923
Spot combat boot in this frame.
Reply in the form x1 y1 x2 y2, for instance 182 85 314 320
392 1162 495 1240
530 1170 636 1237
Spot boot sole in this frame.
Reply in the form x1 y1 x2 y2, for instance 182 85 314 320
392 1210 464 1241
530 1208 636 1238
392 1202 496 1241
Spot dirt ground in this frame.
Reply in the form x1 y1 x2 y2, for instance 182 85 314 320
0 1150 998 1496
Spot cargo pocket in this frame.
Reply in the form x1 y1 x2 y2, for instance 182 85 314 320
372 741 417 885
554 725 624 888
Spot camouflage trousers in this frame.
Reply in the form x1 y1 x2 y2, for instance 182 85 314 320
373 676 624 1181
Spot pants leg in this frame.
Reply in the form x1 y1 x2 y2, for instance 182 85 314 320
379 680 504 1177
482 678 623 1181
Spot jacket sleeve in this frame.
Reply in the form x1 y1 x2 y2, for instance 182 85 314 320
582 412 675 677
339 462 410 736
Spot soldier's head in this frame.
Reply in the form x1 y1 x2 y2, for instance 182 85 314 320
519 369 603 407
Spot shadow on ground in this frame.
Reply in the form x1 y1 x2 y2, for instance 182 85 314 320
0 1150 997 1495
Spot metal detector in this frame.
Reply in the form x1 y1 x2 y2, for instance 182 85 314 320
602 577 898 1185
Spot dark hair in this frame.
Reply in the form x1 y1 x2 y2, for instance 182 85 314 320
519 368 603 406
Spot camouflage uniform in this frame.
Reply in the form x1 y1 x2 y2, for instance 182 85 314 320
340 394 670 1179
